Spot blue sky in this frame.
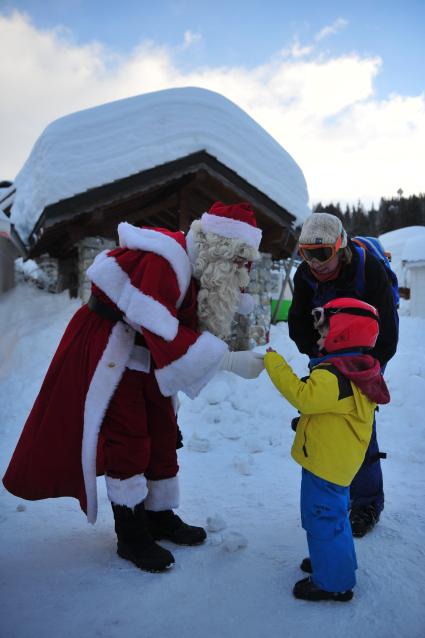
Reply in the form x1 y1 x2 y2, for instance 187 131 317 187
4 0 424 97
0 1 424 206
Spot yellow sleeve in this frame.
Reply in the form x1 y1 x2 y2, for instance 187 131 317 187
264 352 341 414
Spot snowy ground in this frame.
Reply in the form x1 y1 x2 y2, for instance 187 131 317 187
1 283 424 638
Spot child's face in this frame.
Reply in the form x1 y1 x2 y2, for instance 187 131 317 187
317 323 329 351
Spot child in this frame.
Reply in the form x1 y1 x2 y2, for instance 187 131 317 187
264 297 390 601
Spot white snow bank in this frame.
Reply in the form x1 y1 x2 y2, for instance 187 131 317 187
1 283 424 638
10 87 311 243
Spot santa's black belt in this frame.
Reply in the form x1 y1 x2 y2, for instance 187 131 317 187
88 294 124 323
87 295 147 347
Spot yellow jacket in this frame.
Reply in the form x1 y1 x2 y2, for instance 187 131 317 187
264 352 376 486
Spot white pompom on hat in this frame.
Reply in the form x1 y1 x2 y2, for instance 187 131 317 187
299 212 347 248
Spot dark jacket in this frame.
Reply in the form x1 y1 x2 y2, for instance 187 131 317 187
288 239 398 366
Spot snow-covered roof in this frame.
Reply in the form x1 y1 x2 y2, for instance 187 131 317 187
10 87 311 245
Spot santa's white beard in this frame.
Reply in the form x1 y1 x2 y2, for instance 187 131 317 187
197 260 250 339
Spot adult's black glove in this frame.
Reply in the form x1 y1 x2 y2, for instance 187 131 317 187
291 417 300 432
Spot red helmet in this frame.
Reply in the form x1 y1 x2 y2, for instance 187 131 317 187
312 297 380 353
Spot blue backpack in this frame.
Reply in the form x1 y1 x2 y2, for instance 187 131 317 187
352 236 400 308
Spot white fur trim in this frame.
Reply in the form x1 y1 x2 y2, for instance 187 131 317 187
87 251 179 341
82 321 135 523
201 212 262 250
144 477 180 511
118 223 191 307
237 293 255 315
155 331 228 399
105 474 148 508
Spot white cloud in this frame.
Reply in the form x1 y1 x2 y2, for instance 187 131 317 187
315 18 348 42
182 30 201 49
280 38 313 59
0 10 424 208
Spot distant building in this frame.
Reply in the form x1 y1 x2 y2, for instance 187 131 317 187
380 226 425 319
401 235 425 318
0 182 22 293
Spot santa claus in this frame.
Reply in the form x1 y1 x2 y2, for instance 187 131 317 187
3 201 265 572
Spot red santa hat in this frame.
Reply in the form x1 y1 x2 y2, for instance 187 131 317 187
199 202 262 250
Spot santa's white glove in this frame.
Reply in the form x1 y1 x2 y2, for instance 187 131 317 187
219 350 265 379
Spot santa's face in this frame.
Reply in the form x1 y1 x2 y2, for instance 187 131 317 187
196 256 250 339
233 256 249 269
188 226 258 339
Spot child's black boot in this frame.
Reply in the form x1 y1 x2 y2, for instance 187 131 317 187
293 576 353 602
300 557 312 573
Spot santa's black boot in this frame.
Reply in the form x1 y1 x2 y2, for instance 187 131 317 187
146 509 207 546
112 502 175 572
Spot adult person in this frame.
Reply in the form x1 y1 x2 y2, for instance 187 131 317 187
287 212 398 537
3 201 265 572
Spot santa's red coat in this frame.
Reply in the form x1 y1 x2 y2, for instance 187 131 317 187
3 224 227 522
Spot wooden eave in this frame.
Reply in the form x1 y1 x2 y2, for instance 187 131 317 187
23 151 298 259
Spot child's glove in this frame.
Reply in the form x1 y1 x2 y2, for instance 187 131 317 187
220 351 265 379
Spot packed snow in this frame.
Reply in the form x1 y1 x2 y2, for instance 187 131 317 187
9 87 310 244
0 282 424 638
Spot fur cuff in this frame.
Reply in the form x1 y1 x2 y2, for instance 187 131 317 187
105 474 148 508
144 476 180 511
155 331 228 398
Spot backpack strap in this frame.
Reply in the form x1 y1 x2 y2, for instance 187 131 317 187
353 244 366 297
352 237 365 250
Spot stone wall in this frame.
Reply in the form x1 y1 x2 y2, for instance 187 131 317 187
228 252 273 350
15 253 77 295
77 236 117 302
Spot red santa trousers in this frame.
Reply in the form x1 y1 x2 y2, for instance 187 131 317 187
101 367 179 481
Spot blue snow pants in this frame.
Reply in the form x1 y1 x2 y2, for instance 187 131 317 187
350 415 384 514
301 469 357 592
